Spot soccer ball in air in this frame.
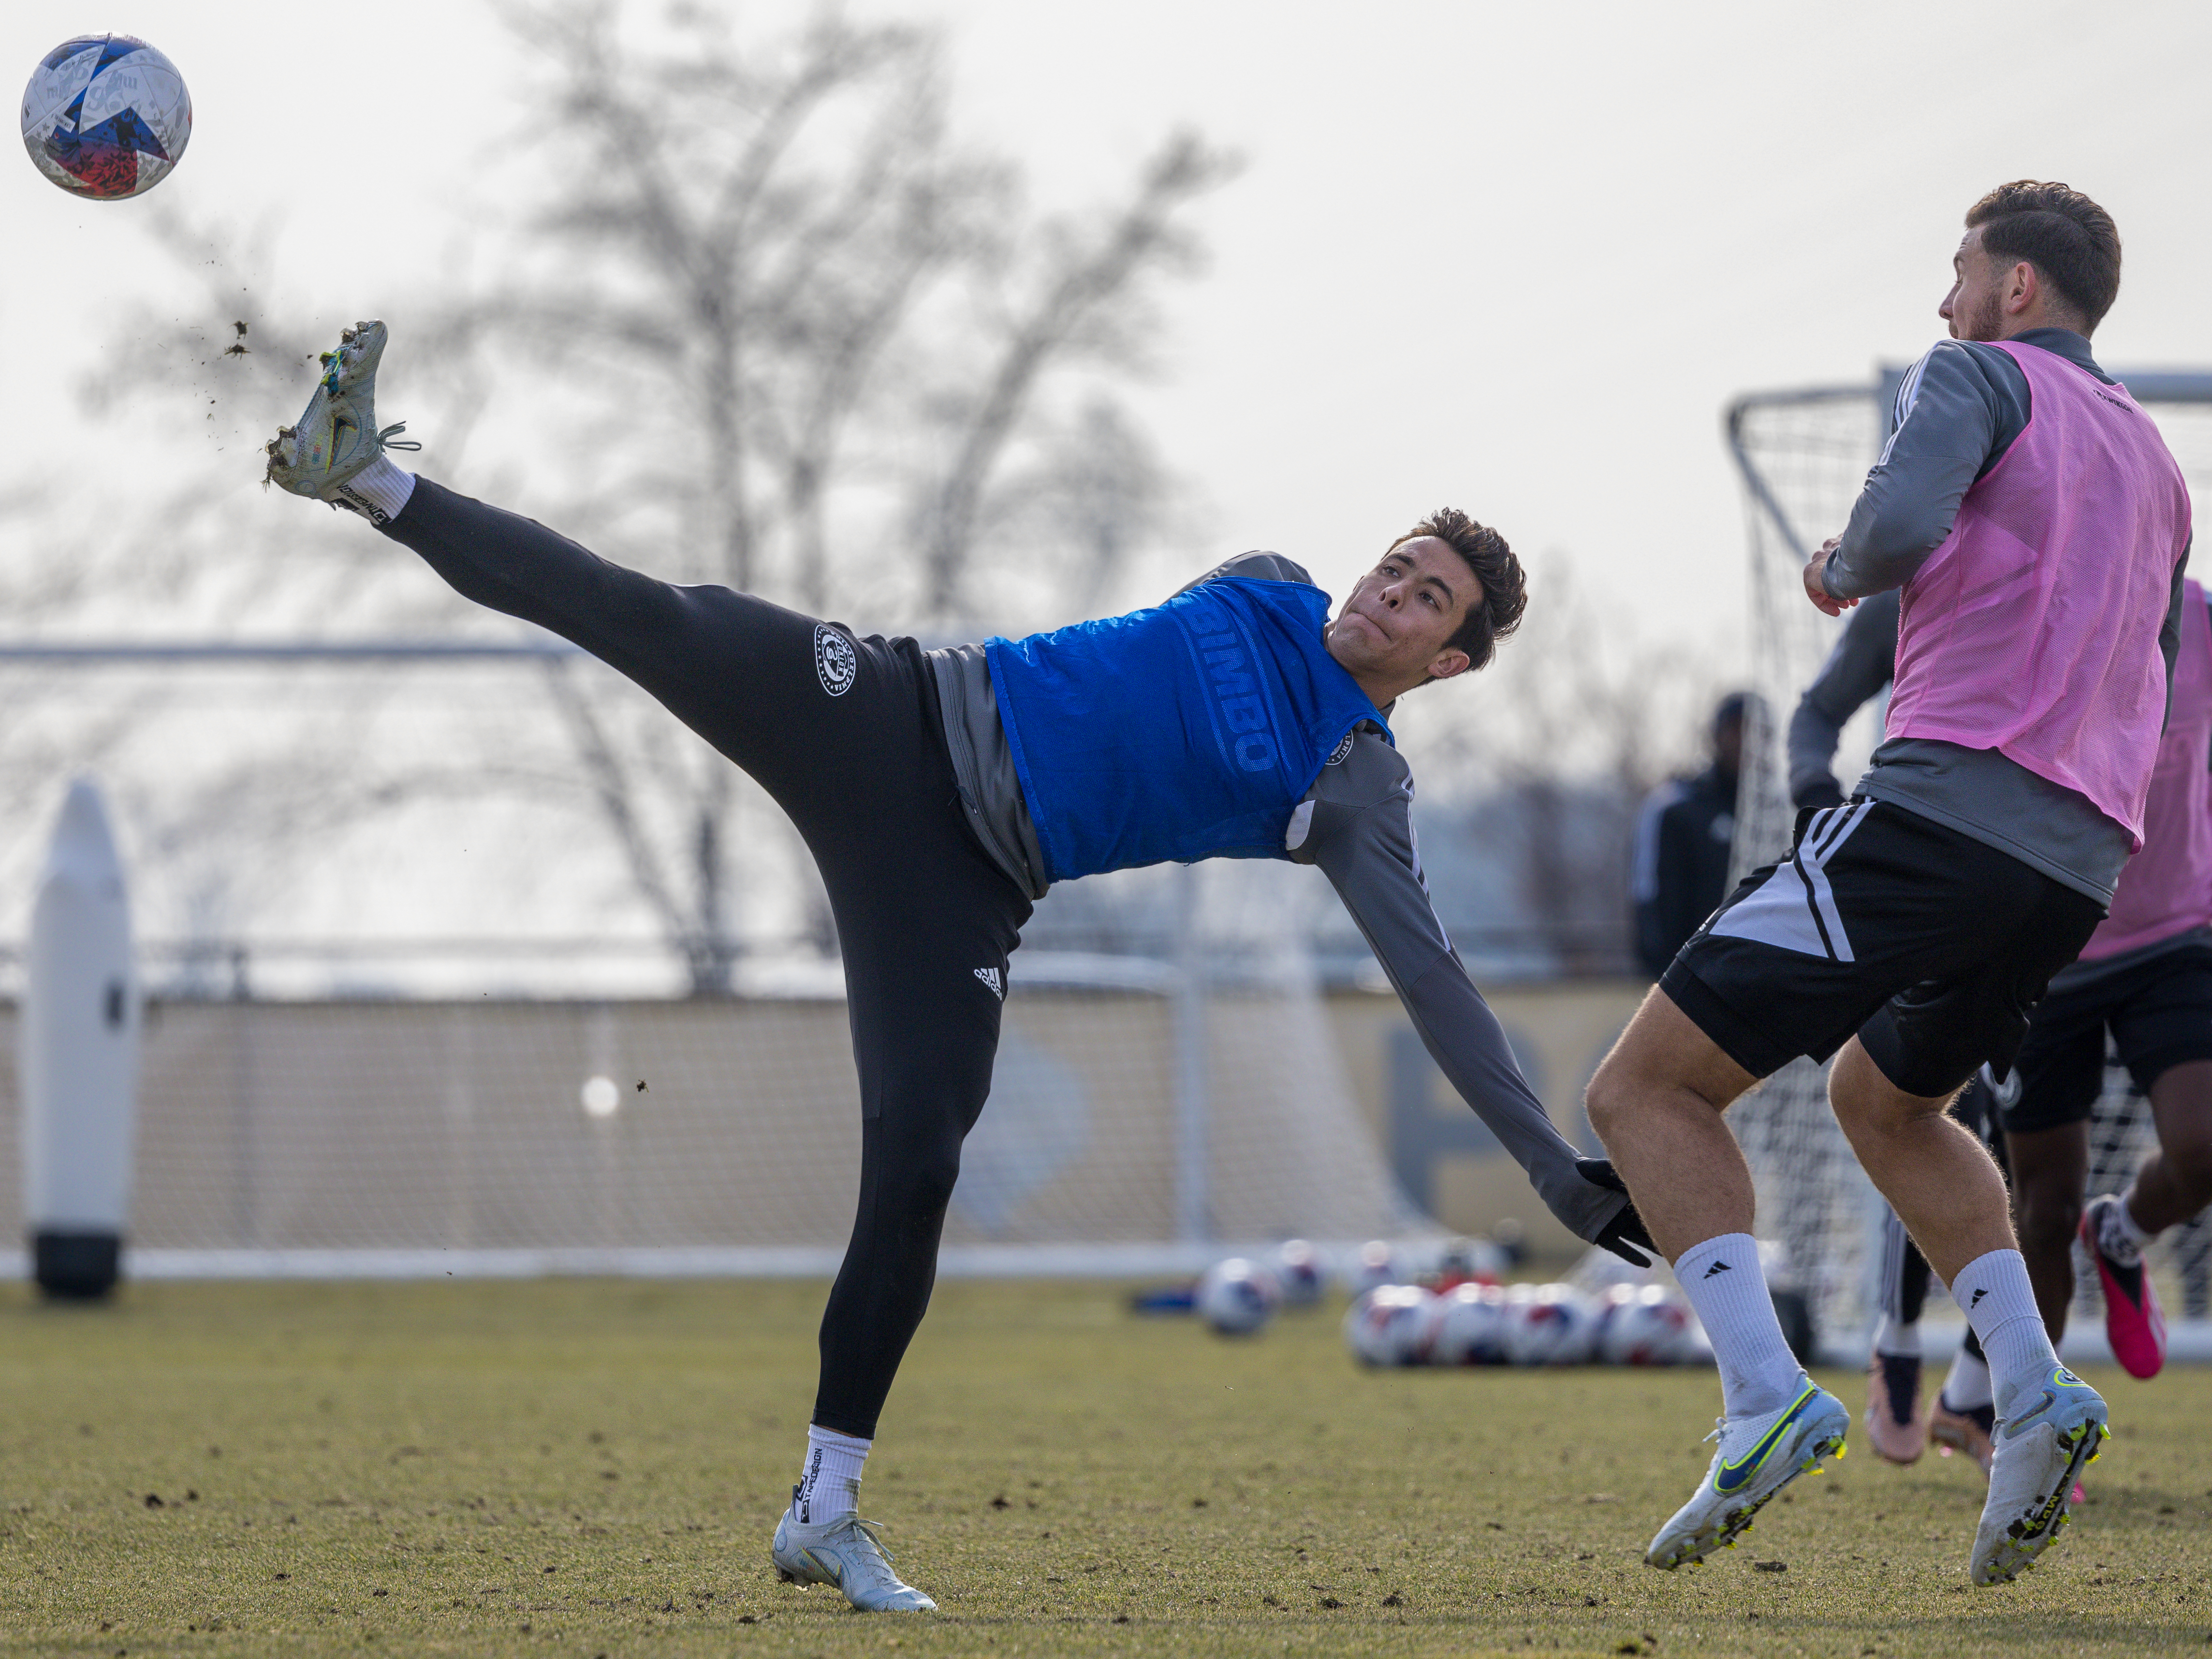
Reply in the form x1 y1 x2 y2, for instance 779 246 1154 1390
1596 1285 1704 1367
1427 1282 1511 1365
1196 1257 1281 1336
1343 1284 1436 1366
22 35 191 200
1274 1239 1324 1307
1500 1284 1599 1366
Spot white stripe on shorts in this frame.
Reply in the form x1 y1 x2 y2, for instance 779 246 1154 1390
1706 801 1874 962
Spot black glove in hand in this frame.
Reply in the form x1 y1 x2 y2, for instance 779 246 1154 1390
1575 1156 1657 1268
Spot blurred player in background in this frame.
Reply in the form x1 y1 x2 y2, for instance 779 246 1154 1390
1792 576 2212 1477
258 323 1653 1613
1585 180 2190 1586
1631 692 1752 977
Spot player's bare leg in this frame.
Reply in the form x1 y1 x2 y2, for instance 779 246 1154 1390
2078 1059 2212 1379
2001 1120 2089 1338
1827 1041 2014 1285
1826 1036 2105 1583
1585 991 1758 1256
1587 993 1848 1571
2129 1060 2212 1233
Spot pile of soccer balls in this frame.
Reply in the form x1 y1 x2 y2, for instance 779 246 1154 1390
1343 1277 1707 1368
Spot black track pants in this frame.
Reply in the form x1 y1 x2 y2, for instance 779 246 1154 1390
383 478 1032 1438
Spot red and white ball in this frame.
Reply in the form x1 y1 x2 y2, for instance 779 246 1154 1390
22 35 190 200
1427 1282 1512 1366
1343 1283 1436 1366
1597 1284 1703 1366
1197 1257 1282 1336
1501 1283 1599 1366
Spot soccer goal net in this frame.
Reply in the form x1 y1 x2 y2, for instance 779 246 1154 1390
1725 367 2212 1357
0 652 1428 1276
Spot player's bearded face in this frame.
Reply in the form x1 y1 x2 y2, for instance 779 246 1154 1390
1942 231 2009 343
1324 535 1477 689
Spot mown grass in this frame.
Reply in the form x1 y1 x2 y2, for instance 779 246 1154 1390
0 1276 2204 1658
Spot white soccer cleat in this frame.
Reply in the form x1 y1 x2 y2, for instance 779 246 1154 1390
1644 1377 1849 1571
264 319 418 509
1971 1365 2108 1586
771 1482 937 1612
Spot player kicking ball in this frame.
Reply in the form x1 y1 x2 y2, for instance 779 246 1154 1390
261 322 1655 1611
1584 181 2190 1586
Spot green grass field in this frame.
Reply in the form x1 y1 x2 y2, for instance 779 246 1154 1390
0 1277 2205 1658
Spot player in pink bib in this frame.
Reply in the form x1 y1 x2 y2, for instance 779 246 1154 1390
1792 577 2212 1474
1585 182 2192 1587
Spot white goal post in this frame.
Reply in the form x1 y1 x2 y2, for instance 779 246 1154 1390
1722 366 2212 1360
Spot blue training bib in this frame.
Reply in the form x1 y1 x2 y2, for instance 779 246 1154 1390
984 577 1391 884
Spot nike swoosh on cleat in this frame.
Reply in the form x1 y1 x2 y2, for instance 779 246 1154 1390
1714 1390 1816 1494
2001 1390 2057 1439
802 1548 842 1586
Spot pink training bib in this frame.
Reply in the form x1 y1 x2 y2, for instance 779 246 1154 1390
2085 579 2212 957
1885 340 2192 849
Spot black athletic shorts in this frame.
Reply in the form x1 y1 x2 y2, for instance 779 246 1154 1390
1661 799 2105 1099
1982 941 2212 1134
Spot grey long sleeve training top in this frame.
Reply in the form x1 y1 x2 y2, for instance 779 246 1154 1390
1813 329 2187 904
927 554 1628 1248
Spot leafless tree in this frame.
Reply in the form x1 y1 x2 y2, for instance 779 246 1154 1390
471 0 1234 988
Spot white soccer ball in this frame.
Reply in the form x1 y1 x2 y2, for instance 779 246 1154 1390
1350 1239 1403 1297
1427 1281 1511 1366
1343 1283 1436 1366
1501 1283 1599 1366
1196 1257 1281 1336
22 35 191 200
1274 1239 1325 1307
1597 1284 1702 1367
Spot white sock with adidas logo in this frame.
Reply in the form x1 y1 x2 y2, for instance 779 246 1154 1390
1954 1248 2058 1409
1676 1232 1802 1419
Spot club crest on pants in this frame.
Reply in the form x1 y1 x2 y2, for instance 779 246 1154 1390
814 625 857 696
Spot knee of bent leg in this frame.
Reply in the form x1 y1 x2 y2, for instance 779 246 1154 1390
878 1136 964 1219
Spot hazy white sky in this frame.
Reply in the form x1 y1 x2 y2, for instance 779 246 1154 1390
6 0 2212 654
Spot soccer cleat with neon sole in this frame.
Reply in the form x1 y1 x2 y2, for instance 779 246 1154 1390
2081 1194 2166 1380
771 1483 937 1612
1644 1378 1849 1570
1970 1365 2108 1586
1863 1351 1926 1465
263 319 418 513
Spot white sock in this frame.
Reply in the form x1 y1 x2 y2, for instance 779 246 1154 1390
337 454 417 523
1676 1233 1802 1418
1954 1248 2058 1408
1941 1343 1993 1412
2105 1192 2155 1264
793 1424 869 1526
1872 1313 1920 1359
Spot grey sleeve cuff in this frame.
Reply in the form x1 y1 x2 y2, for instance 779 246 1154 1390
1825 344 2007 600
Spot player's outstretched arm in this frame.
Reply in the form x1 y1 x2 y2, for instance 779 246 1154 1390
1289 740 1650 1259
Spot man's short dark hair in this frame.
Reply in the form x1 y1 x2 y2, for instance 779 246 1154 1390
1390 507 1526 680
1965 180 2122 332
